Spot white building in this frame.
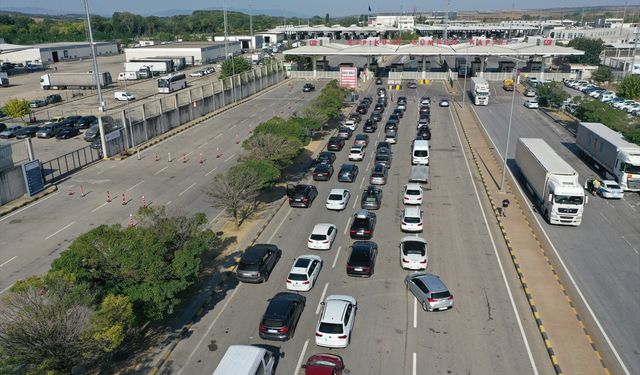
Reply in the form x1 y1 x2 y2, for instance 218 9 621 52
212 35 263 50
0 41 118 65
124 41 241 65
369 15 415 30
549 26 636 44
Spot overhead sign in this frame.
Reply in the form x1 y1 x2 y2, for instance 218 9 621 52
22 160 45 197
339 67 358 89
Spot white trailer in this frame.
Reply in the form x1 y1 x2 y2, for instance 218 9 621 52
117 71 140 81
575 122 640 192
40 72 113 90
124 61 172 74
471 77 490 106
515 138 586 226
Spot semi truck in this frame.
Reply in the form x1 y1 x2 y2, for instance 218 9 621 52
471 77 490 105
40 72 112 90
515 138 586 226
575 122 640 192
124 60 173 74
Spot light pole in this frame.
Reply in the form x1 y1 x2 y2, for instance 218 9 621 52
222 0 236 102
462 54 468 106
500 58 522 192
123 78 134 149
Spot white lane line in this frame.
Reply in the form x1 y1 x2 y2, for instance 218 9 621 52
229 124 237 131
184 151 194 158
90 202 108 213
0 190 59 223
178 183 197 197
268 207 293 243
332 246 342 268
621 236 639 255
196 141 209 149
293 339 309 375
316 282 329 314
0 284 13 295
177 286 240 375
413 297 417 329
209 210 225 225
352 194 359 209
154 165 169 175
45 221 76 240
359 175 366 189
165 201 172 206
412 352 417 375
343 217 352 235
224 153 236 162
448 102 539 374
366 161 371 171
0 256 17 268
126 180 145 191
205 167 217 177
214 133 222 139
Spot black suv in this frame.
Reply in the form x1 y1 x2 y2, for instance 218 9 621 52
45 94 62 105
397 96 407 105
259 292 306 341
371 111 382 123
376 142 392 152
349 209 377 239
315 151 336 165
417 125 431 140
374 104 384 112
346 241 378 277
356 105 368 115
393 108 404 118
363 119 376 133
312 163 334 181
349 112 362 123
303 83 315 92
327 137 345 151
388 114 399 125
235 244 282 283
59 115 82 128
338 164 359 183
287 184 318 208
361 185 383 210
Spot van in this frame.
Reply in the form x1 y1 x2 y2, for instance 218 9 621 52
409 165 429 183
213 345 275 375
114 91 135 101
412 139 430 165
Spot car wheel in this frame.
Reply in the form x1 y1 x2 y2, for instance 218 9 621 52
422 301 428 311
264 270 270 282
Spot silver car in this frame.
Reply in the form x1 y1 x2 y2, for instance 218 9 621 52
404 272 454 311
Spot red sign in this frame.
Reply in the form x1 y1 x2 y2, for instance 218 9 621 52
339 67 358 89
344 38 517 47
309 40 318 46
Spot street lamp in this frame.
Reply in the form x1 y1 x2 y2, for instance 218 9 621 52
122 78 134 149
500 57 524 192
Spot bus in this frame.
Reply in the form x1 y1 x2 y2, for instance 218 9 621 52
157 73 187 93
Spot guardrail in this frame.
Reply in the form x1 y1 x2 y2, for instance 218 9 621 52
41 145 101 184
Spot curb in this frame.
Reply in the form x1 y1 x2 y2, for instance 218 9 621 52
0 185 58 217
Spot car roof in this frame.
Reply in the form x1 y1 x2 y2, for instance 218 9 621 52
405 183 422 191
401 236 427 244
313 223 335 233
341 164 355 170
403 206 421 216
352 240 375 251
412 273 448 292
329 188 347 195
266 292 301 318
355 209 369 218
321 295 356 323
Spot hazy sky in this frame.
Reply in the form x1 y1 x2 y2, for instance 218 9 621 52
0 0 632 17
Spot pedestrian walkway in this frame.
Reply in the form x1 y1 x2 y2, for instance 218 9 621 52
452 102 608 375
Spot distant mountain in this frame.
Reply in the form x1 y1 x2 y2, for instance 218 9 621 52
0 6 95 17
151 7 308 18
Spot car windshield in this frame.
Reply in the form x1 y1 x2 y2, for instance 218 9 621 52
554 195 583 205
432 291 451 299
406 190 420 195
352 218 369 228
328 194 344 201
623 164 640 174
288 273 308 281
310 234 327 241
263 318 284 327
376 155 389 161
350 248 371 263
403 241 425 256
319 322 343 334
414 150 428 157
604 182 620 189
404 216 421 223
238 262 259 271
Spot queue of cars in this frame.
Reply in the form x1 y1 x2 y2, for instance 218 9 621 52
0 115 98 140
564 79 640 116
218 82 455 375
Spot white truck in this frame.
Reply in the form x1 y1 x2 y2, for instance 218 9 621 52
117 71 140 81
471 77 490 106
124 61 172 74
575 122 640 192
515 138 586 226
40 72 113 90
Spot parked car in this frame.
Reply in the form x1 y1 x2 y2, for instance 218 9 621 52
315 295 357 348
313 163 334 181
346 241 378 277
349 209 376 239
404 272 454 311
338 164 358 182
189 70 205 77
327 137 345 151
114 91 135 101
302 354 345 375
286 255 323 292
401 206 423 232
369 163 388 185
14 126 40 139
597 179 623 199
36 124 63 138
326 188 350 211
74 115 98 129
308 223 337 250
45 94 62 105
400 236 428 270
29 99 46 108
55 127 80 139
0 123 6 133
258 292 305 341
235 244 282 283
361 185 382 210
524 99 539 109
303 83 315 92
287 184 318 208
59 115 82 128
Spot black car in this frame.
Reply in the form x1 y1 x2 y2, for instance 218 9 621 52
303 83 315 92
313 163 334 181
374 104 384 112
419 106 431 115
356 105 368 115
316 151 336 165
338 164 358 183
349 112 362 123
259 292 306 341
407 81 417 89
361 185 383 210
14 126 40 139
236 244 282 283
363 119 376 133
45 94 62 105
56 127 80 139
374 152 392 169
0 123 6 132
349 209 377 239
388 114 399 125
384 122 397 133
377 97 388 107
74 115 98 129
417 125 431 140
371 111 382 123
376 141 392 151
59 115 82 128
393 108 404 118
327 137 345 151
397 96 407 105
287 184 318 208
347 241 378 277
375 77 383 85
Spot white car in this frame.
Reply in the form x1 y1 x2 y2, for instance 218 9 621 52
189 70 204 77
315 295 357 348
308 223 337 250
439 99 450 107
326 189 350 211
348 147 365 161
401 206 423 232
403 184 423 205
400 236 428 270
524 99 539 109
397 103 406 111
597 180 623 199
344 120 357 131
286 255 322 291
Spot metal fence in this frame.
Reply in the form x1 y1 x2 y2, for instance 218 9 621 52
41 145 101 184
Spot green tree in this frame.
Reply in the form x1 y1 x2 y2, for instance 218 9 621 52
567 38 604 65
536 82 570 107
590 66 613 84
617 75 640 99
574 98 630 130
242 132 303 170
253 116 309 144
89 294 135 353
325 13 330 25
232 160 280 190
220 56 252 78
3 98 30 121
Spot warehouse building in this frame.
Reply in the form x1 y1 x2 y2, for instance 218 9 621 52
124 42 241 65
0 41 118 65
212 35 263 51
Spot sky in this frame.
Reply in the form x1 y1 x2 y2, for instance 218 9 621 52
0 0 632 18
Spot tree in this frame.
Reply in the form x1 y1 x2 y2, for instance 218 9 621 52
591 66 613 84
574 98 630 130
536 82 569 107
3 98 30 121
232 160 280 190
242 132 303 170
617 75 640 100
567 38 604 65
207 168 261 227
220 56 252 78
325 13 330 25
253 116 309 144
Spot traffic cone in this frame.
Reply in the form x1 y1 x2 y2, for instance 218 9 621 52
80 185 85 197
155 153 160 161
128 214 134 227
216 147 221 158
235 134 240 144
142 195 147 208
122 192 126 206
68 187 75 195
199 153 204 164
107 190 111 202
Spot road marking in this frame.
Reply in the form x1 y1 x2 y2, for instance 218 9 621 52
343 216 352 235
177 286 240 375
196 141 209 149
621 236 639 255
412 352 417 375
205 167 217 177
0 256 17 268
366 161 371 171
293 339 309 375
214 133 222 139
332 246 342 268
0 284 13 295
209 210 225 225
178 183 197 197
126 180 145 191
352 194 359 209
359 175 366 189
45 221 76 240
165 201 172 206
413 297 417 328
316 283 329 314
90 202 108 213
224 153 236 162
184 151 193 158
268 207 293 243
0 190 59 223
154 165 169 175
229 124 237 131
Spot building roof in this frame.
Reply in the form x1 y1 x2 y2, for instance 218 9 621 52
415 23 539 31
128 41 230 49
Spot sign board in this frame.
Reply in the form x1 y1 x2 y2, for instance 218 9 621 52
339 67 358 89
22 160 45 197
631 63 640 75
105 129 121 142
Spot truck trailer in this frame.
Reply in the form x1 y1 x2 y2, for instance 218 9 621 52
515 138 586 226
575 122 640 191
124 60 173 74
40 72 112 90
471 77 490 105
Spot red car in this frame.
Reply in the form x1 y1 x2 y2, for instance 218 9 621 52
302 353 345 375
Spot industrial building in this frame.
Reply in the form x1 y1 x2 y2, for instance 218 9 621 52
212 35 263 51
124 42 241 66
0 41 118 65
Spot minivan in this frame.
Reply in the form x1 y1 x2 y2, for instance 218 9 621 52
114 91 135 101
213 345 275 375
412 139 430 165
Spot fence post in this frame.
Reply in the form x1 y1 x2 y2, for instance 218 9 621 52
121 110 131 149
188 89 194 122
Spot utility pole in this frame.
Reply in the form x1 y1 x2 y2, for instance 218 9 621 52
621 0 628 36
444 0 450 41
249 2 253 37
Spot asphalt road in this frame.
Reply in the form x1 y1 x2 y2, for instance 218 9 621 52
162 81 554 374
463 79 640 374
0 79 325 295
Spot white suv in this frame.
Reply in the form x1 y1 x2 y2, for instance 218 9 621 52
348 146 365 161
403 184 423 205
344 120 357 131
315 295 357 348
326 189 350 211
